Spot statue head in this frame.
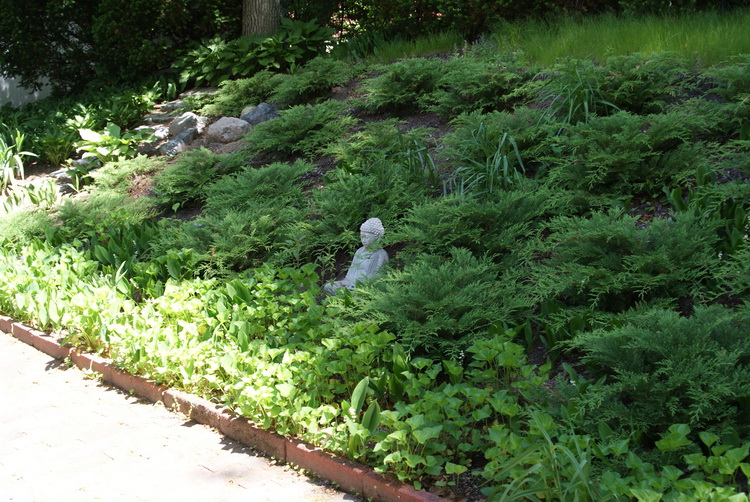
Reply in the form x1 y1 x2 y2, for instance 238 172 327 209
360 217 384 248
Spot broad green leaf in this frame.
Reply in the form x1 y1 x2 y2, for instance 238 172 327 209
349 377 369 417
78 128 103 142
699 431 719 448
361 401 380 434
412 425 442 445
656 424 692 452
445 462 468 475
276 383 296 398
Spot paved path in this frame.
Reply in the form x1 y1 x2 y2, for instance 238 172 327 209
0 332 359 502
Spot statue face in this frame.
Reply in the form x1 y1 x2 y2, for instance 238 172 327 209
360 230 379 248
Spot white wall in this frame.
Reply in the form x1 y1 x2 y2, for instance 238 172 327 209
0 76 52 108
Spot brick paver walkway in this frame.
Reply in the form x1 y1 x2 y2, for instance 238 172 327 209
0 332 358 502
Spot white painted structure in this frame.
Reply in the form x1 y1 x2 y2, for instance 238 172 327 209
0 76 51 108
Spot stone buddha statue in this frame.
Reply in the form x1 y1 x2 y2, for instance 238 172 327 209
323 218 389 296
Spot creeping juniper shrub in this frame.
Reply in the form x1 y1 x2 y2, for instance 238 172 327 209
327 120 434 175
601 52 688 115
301 168 431 261
269 57 360 107
152 148 247 209
522 210 725 312
89 155 163 194
527 58 619 129
244 100 356 159
444 108 549 171
423 56 530 118
57 192 157 240
356 58 444 115
394 188 558 264
354 248 523 360
542 111 698 195
570 304 750 443
703 54 750 101
196 71 282 117
151 161 312 273
0 209 54 247
203 160 311 213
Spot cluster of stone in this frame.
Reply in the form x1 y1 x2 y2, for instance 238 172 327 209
135 91 280 158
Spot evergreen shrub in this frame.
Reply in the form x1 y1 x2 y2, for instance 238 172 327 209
269 57 360 106
203 160 311 213
543 111 699 195
423 56 530 117
245 100 356 159
151 161 311 273
357 58 444 115
354 248 521 360
571 304 750 442
523 210 725 312
444 108 549 171
395 188 561 264
601 52 688 114
152 148 247 209
302 169 431 260
197 71 281 117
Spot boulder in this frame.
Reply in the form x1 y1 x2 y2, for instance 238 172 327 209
169 112 207 136
135 125 168 155
159 100 185 112
208 117 251 143
240 102 279 126
159 128 197 157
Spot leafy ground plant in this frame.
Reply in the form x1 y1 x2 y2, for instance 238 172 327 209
0 126 36 194
76 123 154 165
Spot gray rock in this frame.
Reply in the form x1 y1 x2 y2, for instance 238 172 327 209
135 126 169 155
169 112 207 136
143 113 174 125
159 127 197 157
208 117 251 143
240 102 279 126
159 100 184 112
134 125 168 155
49 168 73 185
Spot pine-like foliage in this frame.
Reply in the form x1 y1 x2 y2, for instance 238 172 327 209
354 248 524 360
245 100 356 159
543 111 701 195
150 161 311 273
152 148 247 208
571 304 750 441
357 58 443 115
269 57 360 106
395 188 558 264
422 56 529 117
522 209 725 311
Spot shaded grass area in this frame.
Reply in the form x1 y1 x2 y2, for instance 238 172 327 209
492 8 750 67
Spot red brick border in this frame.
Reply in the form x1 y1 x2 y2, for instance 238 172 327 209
0 318 448 502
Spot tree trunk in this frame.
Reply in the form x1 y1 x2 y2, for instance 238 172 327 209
242 0 281 36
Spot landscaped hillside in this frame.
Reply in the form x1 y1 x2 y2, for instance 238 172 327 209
2 10 750 500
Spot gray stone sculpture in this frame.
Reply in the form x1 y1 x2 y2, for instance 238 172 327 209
323 218 389 296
